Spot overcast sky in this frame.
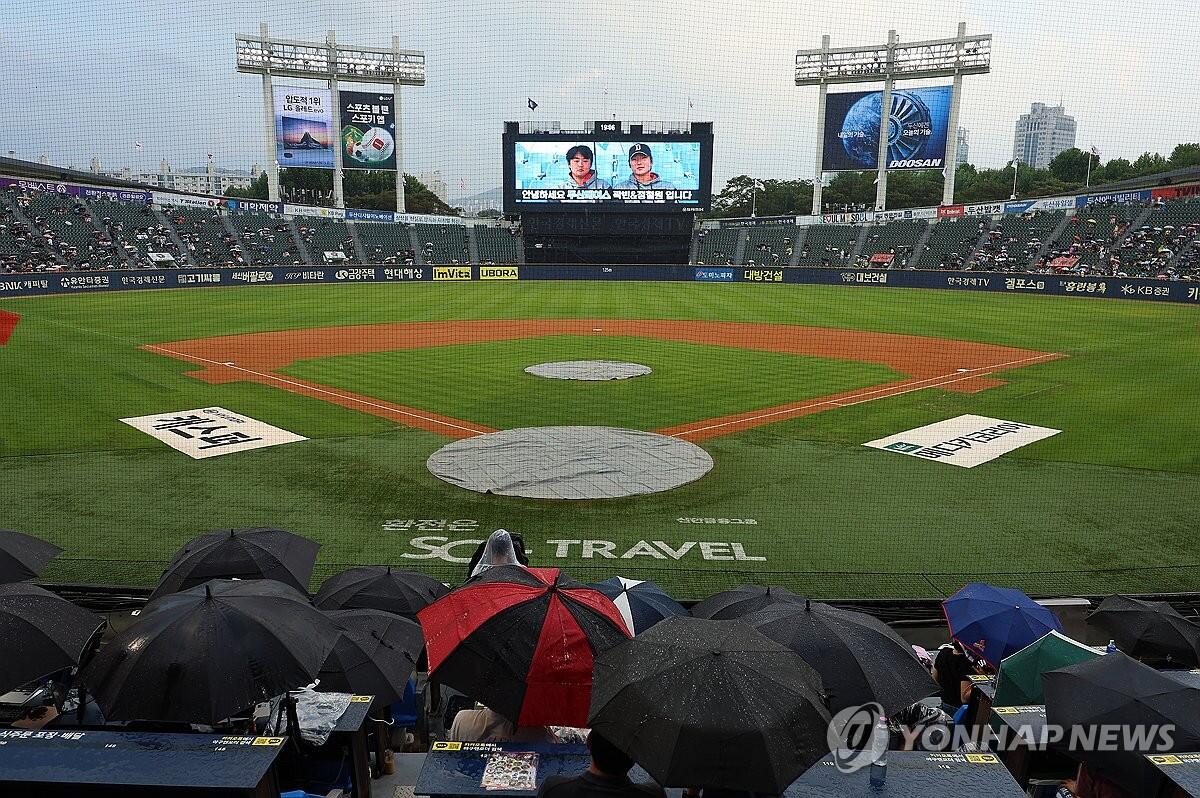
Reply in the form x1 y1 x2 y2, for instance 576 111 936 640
2 0 1195 197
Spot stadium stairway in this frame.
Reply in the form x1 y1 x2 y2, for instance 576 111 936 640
789 225 809 266
849 224 870 264
466 226 481 264
907 220 936 268
1115 205 1157 249
688 228 702 264
151 206 191 262
345 221 368 262
218 212 244 264
732 228 749 264
407 225 427 265
1038 213 1074 261
287 217 315 264
962 216 998 269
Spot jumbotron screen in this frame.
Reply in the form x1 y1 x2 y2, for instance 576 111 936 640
503 132 713 213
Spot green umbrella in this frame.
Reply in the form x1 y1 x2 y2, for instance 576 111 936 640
994 630 1101 706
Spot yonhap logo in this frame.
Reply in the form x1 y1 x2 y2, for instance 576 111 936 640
827 703 888 773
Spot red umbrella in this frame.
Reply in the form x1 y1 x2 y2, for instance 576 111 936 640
418 565 629 726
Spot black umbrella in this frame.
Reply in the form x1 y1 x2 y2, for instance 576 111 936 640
313 566 449 619
148 527 320 600
318 609 425 708
743 601 937 714
589 616 832 794
0 583 103 694
1045 653 1200 796
1089 595 1200 667
0 529 62 584
689 584 806 620
81 579 339 725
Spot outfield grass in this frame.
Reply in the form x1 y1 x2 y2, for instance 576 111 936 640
2 281 1198 598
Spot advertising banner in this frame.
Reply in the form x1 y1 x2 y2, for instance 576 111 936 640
0 177 149 204
937 205 965 218
512 140 703 207
1076 189 1152 207
875 207 937 222
823 86 952 171
153 191 223 209
120 407 307 460
345 208 396 222
282 203 346 220
964 201 1004 216
339 91 397 171
864 415 1061 468
227 199 282 214
274 85 334 169
1151 184 1200 201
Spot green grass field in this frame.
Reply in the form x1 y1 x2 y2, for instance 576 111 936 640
3 281 1199 598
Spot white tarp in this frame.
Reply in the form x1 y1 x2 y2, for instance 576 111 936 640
120 406 307 459
525 360 652 381
863 414 1061 468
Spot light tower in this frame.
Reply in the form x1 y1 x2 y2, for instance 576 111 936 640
796 23 991 213
235 23 425 211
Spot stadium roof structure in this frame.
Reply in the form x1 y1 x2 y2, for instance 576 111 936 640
795 30 991 86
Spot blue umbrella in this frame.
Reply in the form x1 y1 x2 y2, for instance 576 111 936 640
590 577 687 635
942 583 1062 667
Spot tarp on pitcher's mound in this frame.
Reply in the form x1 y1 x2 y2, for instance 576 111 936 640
524 360 652 380
427 426 712 499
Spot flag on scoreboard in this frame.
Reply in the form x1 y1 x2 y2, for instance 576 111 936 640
0 310 20 345
527 98 538 111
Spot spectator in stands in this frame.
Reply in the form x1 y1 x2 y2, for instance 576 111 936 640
931 641 980 710
558 145 611 190
537 730 665 798
450 702 554 744
1059 763 1138 798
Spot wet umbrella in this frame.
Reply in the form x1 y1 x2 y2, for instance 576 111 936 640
148 527 320 600
1045 653 1200 796
0 529 62 584
993 630 1100 706
589 577 687 635
942 583 1062 667
690 584 806 620
1088 594 1200 667
313 566 449 619
418 565 629 727
589 616 832 794
318 609 425 708
743 601 937 714
0 583 103 694
81 579 339 725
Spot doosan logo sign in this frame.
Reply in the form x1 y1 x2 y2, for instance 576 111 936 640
889 158 942 168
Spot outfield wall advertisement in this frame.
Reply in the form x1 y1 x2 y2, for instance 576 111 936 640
2 266 1196 304
823 87 952 171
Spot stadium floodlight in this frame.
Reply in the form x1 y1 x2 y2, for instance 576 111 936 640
235 23 425 211
796 23 991 213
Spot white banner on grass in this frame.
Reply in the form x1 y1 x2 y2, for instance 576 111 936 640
864 414 1060 468
120 407 306 459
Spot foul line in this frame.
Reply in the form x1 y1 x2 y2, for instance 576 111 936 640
669 352 1063 438
143 344 489 436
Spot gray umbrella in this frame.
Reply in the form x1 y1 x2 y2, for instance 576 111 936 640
0 583 103 694
318 609 425 708
0 529 62 584
149 527 320 600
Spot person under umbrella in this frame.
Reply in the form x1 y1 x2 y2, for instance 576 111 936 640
314 566 449 620
418 564 628 727
466 529 528 580
742 600 937 715
589 616 831 795
942 582 1062 667
1088 594 1200 667
148 527 320 600
1045 653 1200 797
0 583 103 695
590 577 687 635
317 609 425 709
0 529 62 584
689 585 805 620
81 579 339 725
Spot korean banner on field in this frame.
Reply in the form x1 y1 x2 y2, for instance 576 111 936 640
823 86 952 171
274 86 334 169
339 91 397 171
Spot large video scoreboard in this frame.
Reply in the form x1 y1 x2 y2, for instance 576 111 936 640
503 121 713 214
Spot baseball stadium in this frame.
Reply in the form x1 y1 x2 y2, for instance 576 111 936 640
3 1 1200 795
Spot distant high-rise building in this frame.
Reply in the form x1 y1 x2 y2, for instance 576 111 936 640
1013 102 1077 169
956 127 970 165
421 170 448 203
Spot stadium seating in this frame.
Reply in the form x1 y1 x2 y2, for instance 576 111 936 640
474 225 522 264
797 224 859 267
88 198 179 267
23 191 127 271
413 223 470 264
858 220 926 267
0 190 48 272
916 217 984 270
1044 204 1146 271
297 219 359 264
165 206 244 266
742 226 795 267
228 210 303 266
355 221 417 264
694 228 739 265
970 210 1065 272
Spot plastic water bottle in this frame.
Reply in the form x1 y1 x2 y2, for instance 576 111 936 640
1106 639 1117 654
869 714 889 788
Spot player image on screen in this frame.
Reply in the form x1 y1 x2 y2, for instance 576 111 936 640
557 144 611 190
612 143 676 189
